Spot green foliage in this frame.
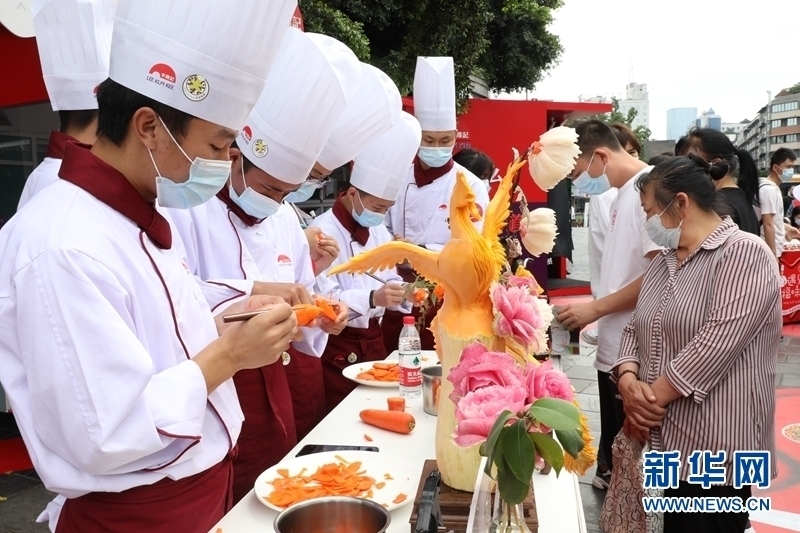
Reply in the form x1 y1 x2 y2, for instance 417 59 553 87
530 431 564 475
587 97 652 160
298 0 563 110
789 82 800 95
554 427 585 457
527 397 581 430
503 420 536 484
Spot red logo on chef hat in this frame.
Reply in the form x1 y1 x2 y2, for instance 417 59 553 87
241 126 253 144
277 254 292 266
438 204 448 211
146 63 177 90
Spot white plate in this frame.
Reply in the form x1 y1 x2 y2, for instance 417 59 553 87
254 450 417 512
342 355 439 388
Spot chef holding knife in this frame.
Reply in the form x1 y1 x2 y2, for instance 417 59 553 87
311 111 422 412
0 0 297 531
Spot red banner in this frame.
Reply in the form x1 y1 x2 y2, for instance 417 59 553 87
291 6 304 31
780 250 800 324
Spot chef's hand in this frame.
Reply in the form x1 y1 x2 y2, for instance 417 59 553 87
214 295 286 335
555 302 600 330
252 281 314 306
618 374 666 429
393 234 414 245
319 300 348 335
374 282 405 308
312 234 340 273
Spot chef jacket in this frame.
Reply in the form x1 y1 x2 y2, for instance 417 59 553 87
0 144 241 500
385 162 489 246
17 132 86 210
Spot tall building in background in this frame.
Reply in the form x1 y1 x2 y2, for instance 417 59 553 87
618 82 649 129
696 108 722 131
736 88 800 171
666 107 697 140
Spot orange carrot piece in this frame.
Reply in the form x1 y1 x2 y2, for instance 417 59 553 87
393 493 408 504
375 481 386 489
359 409 415 434
313 296 339 321
364 433 374 442
387 397 405 412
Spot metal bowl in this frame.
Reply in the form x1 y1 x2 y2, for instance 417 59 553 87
273 496 391 533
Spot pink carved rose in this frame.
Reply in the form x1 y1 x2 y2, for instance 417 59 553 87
447 342 524 404
452 384 528 447
490 282 549 349
524 359 574 404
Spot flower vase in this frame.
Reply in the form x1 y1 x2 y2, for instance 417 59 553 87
435 330 505 492
490 494 532 533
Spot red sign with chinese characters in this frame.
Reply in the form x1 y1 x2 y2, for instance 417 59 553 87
780 250 800 324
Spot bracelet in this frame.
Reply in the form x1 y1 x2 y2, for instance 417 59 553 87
369 290 376 309
617 368 638 381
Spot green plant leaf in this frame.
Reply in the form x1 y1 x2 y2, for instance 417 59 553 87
530 432 565 476
528 398 580 430
502 420 535 484
497 456 531 506
490 426 507 476
554 428 585 458
484 410 515 457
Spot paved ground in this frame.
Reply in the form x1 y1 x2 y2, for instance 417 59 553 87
1 227 798 532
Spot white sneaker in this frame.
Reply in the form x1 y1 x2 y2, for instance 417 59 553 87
744 519 756 533
581 328 598 346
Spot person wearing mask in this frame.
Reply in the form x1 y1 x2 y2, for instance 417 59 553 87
168 29 362 501
613 154 779 533
453 148 495 191
555 119 661 491
17 0 114 209
384 56 489 352
675 128 760 236
311 112 421 411
759 148 798 259
0 0 298 531
582 123 641 348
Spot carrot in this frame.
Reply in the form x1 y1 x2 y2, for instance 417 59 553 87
393 493 408 504
292 304 324 327
357 363 400 382
387 397 405 412
364 433 373 442
266 460 377 508
313 296 339 321
359 409 415 434
375 481 386 489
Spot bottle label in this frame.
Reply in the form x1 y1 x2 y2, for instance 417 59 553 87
399 354 422 388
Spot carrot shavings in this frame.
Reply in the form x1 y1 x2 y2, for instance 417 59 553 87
357 362 400 382
393 493 407 504
375 482 386 489
364 433 374 442
384 473 394 480
265 461 377 508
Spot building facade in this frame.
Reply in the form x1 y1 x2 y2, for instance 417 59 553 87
736 90 800 172
696 108 722 131
667 107 697 140
618 82 649 130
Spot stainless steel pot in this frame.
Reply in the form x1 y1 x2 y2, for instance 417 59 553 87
421 365 442 416
273 496 391 533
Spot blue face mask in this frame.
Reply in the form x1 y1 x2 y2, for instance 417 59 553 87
352 191 386 227
152 117 232 209
781 168 794 182
284 181 317 203
229 162 281 220
645 201 682 249
418 146 454 168
573 154 611 196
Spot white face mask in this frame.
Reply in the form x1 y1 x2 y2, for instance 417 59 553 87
644 200 682 249
229 161 281 219
152 117 232 209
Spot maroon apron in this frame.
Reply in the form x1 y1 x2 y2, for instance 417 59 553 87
381 266 439 353
56 451 235 533
231 362 296 503
322 319 387 412
284 347 326 440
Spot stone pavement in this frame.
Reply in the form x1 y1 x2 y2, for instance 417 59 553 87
1 227 799 532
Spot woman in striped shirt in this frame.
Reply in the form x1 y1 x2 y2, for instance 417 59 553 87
611 155 780 533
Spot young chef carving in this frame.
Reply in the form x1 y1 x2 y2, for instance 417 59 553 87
17 0 114 209
383 56 489 351
311 111 421 411
169 29 360 499
0 0 298 532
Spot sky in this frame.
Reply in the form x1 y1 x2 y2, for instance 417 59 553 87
493 0 799 140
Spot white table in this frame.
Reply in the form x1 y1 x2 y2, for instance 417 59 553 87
212 352 586 532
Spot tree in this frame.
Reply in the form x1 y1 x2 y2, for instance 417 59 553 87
788 82 800 95
592 97 652 161
297 0 562 109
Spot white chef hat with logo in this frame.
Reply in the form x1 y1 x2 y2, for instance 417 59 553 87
316 62 402 172
32 0 115 111
108 0 297 130
413 56 456 132
351 112 422 201
237 29 362 185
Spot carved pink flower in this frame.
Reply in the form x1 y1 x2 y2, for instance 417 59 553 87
524 359 574 404
447 342 524 404
490 282 549 349
452 384 528 447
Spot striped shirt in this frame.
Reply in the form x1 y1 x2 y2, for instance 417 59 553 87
613 218 780 484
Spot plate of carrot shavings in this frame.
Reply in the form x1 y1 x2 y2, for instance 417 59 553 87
255 450 417 512
342 357 440 388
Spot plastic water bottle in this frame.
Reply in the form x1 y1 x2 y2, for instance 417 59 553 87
398 316 422 398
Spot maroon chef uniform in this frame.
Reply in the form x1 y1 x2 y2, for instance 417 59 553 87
319 198 389 412
215 187 299 502
54 144 237 533
381 157 449 353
